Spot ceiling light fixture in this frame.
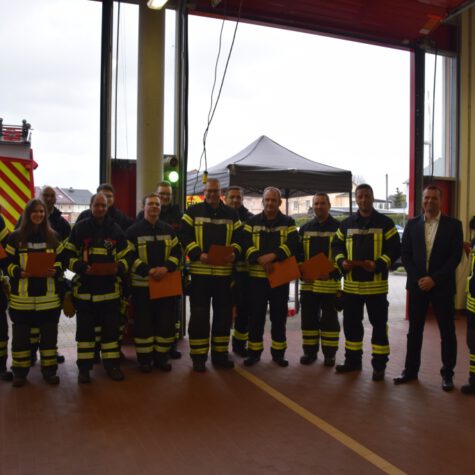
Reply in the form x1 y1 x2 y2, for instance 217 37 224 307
147 0 168 10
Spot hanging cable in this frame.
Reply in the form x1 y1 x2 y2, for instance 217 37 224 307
193 0 243 194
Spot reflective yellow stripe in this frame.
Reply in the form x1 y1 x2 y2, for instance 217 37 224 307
248 341 264 351
271 340 287 350
345 340 363 351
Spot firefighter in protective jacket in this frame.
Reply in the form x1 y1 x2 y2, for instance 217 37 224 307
242 187 299 367
180 178 241 372
64 193 133 383
126 193 182 373
298 192 341 367
331 184 400 381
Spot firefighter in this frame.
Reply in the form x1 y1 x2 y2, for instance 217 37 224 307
28 186 71 365
332 184 400 381
0 212 13 381
76 183 133 360
180 178 241 372
137 181 183 359
242 187 299 367
462 216 475 395
298 192 341 367
64 193 133 383
224 186 254 357
5 199 64 387
126 193 182 372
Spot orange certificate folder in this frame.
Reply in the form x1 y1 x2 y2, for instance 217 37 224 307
88 262 117 276
148 271 183 300
300 252 335 281
206 245 234 266
267 256 301 288
0 244 6 259
25 252 56 277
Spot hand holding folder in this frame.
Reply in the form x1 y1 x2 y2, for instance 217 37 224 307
267 256 301 288
206 245 235 266
148 271 183 299
300 252 335 281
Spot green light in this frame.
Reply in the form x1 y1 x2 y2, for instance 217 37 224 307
168 170 179 183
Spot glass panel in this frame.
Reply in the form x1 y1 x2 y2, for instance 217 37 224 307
423 53 457 178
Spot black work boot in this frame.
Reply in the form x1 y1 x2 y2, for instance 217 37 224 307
211 353 234 369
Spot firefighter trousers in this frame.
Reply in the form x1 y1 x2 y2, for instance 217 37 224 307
188 275 233 362
248 277 289 359
232 271 252 350
132 289 175 365
342 293 389 371
300 291 340 358
9 308 60 377
75 299 121 371
467 310 475 383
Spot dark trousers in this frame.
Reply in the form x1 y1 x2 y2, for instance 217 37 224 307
188 275 233 361
300 291 340 358
467 310 475 383
9 308 60 377
0 289 8 370
232 271 252 348
248 277 289 359
342 293 389 371
132 289 175 365
75 299 120 371
404 287 457 377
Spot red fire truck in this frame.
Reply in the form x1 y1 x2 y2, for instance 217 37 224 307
0 119 37 230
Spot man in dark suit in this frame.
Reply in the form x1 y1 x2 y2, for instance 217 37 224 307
394 185 463 391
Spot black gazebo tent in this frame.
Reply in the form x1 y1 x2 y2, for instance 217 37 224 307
187 136 352 205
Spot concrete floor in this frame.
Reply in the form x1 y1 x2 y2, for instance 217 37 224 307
0 273 473 475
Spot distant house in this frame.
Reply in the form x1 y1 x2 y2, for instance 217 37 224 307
35 186 92 222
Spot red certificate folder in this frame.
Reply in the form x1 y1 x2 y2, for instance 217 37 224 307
0 244 6 259
267 256 301 288
25 252 56 277
300 252 335 281
207 245 235 266
87 263 118 276
148 271 183 300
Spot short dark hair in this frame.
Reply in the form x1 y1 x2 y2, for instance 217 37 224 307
355 184 374 197
97 183 115 194
225 186 243 196
156 181 172 188
423 184 443 198
314 192 330 204
263 187 281 199
142 192 160 206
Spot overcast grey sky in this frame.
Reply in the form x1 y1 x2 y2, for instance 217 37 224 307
0 0 410 199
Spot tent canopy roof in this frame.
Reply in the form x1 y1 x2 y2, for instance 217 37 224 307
187 136 352 197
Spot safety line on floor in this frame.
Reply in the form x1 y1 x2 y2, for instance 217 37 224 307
234 365 406 475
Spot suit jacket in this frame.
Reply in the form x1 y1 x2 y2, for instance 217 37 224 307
402 214 463 294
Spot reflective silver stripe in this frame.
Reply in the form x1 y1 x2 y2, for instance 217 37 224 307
137 235 172 243
27 242 47 250
252 225 290 232
303 231 336 237
195 217 233 225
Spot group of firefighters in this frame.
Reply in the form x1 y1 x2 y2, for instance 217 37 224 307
0 178 474 395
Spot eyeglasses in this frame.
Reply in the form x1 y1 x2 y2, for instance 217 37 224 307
206 189 220 194
158 192 171 196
